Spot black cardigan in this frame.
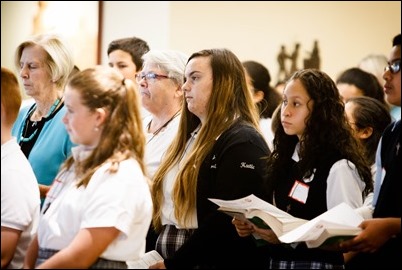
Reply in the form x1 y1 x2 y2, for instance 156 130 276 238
164 121 270 269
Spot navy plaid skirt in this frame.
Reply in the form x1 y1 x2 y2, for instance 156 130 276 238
155 224 196 259
270 259 345 269
37 247 127 269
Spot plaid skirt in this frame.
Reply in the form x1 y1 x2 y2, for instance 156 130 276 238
155 224 196 259
269 259 345 269
37 247 128 269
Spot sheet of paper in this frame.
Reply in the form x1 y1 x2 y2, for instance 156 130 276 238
126 250 163 269
209 194 293 218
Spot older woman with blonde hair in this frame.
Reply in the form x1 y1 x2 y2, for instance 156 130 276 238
12 33 75 202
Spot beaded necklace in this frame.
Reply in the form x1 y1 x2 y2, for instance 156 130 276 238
20 98 61 142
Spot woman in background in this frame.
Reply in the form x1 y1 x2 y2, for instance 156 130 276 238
243 60 281 150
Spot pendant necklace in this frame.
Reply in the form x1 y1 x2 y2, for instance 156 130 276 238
146 110 181 144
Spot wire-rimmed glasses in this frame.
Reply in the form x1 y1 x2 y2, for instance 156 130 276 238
135 72 170 83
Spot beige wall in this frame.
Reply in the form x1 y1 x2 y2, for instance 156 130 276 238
168 1 400 81
2 1 401 83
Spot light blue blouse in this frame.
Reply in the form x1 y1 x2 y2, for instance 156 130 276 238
12 104 75 189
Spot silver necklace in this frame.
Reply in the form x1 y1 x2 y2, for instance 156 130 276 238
146 110 181 144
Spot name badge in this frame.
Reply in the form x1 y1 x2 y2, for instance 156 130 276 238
288 180 309 204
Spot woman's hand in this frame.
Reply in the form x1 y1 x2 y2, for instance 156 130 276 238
149 260 166 269
253 226 281 244
232 217 254 237
232 217 280 244
340 218 400 253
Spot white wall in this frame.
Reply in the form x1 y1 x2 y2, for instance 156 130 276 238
2 1 401 83
1 1 38 71
101 1 170 61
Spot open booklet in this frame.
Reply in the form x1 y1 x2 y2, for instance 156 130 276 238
126 250 163 269
209 194 363 248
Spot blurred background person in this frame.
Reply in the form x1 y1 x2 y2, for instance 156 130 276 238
358 54 388 86
358 54 401 121
107 36 150 119
1 67 40 269
336 67 386 105
243 60 281 150
344 96 392 214
341 33 401 270
344 96 392 170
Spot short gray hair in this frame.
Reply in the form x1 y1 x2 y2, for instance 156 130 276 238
142 50 188 86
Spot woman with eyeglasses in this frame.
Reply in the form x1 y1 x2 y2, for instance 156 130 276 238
135 50 188 253
136 50 188 180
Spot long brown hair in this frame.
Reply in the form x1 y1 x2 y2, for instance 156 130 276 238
151 49 260 230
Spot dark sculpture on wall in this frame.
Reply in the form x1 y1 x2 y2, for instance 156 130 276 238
290 43 300 74
276 40 321 84
304 40 320 70
277 45 290 82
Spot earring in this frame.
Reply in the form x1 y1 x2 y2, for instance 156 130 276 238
94 126 99 132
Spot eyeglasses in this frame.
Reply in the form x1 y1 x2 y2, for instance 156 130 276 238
135 72 170 83
384 60 401 74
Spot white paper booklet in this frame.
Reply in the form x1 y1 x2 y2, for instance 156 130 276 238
126 250 164 269
278 202 363 248
209 194 307 237
209 194 364 248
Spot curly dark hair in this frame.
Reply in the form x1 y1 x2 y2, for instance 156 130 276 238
268 69 373 197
